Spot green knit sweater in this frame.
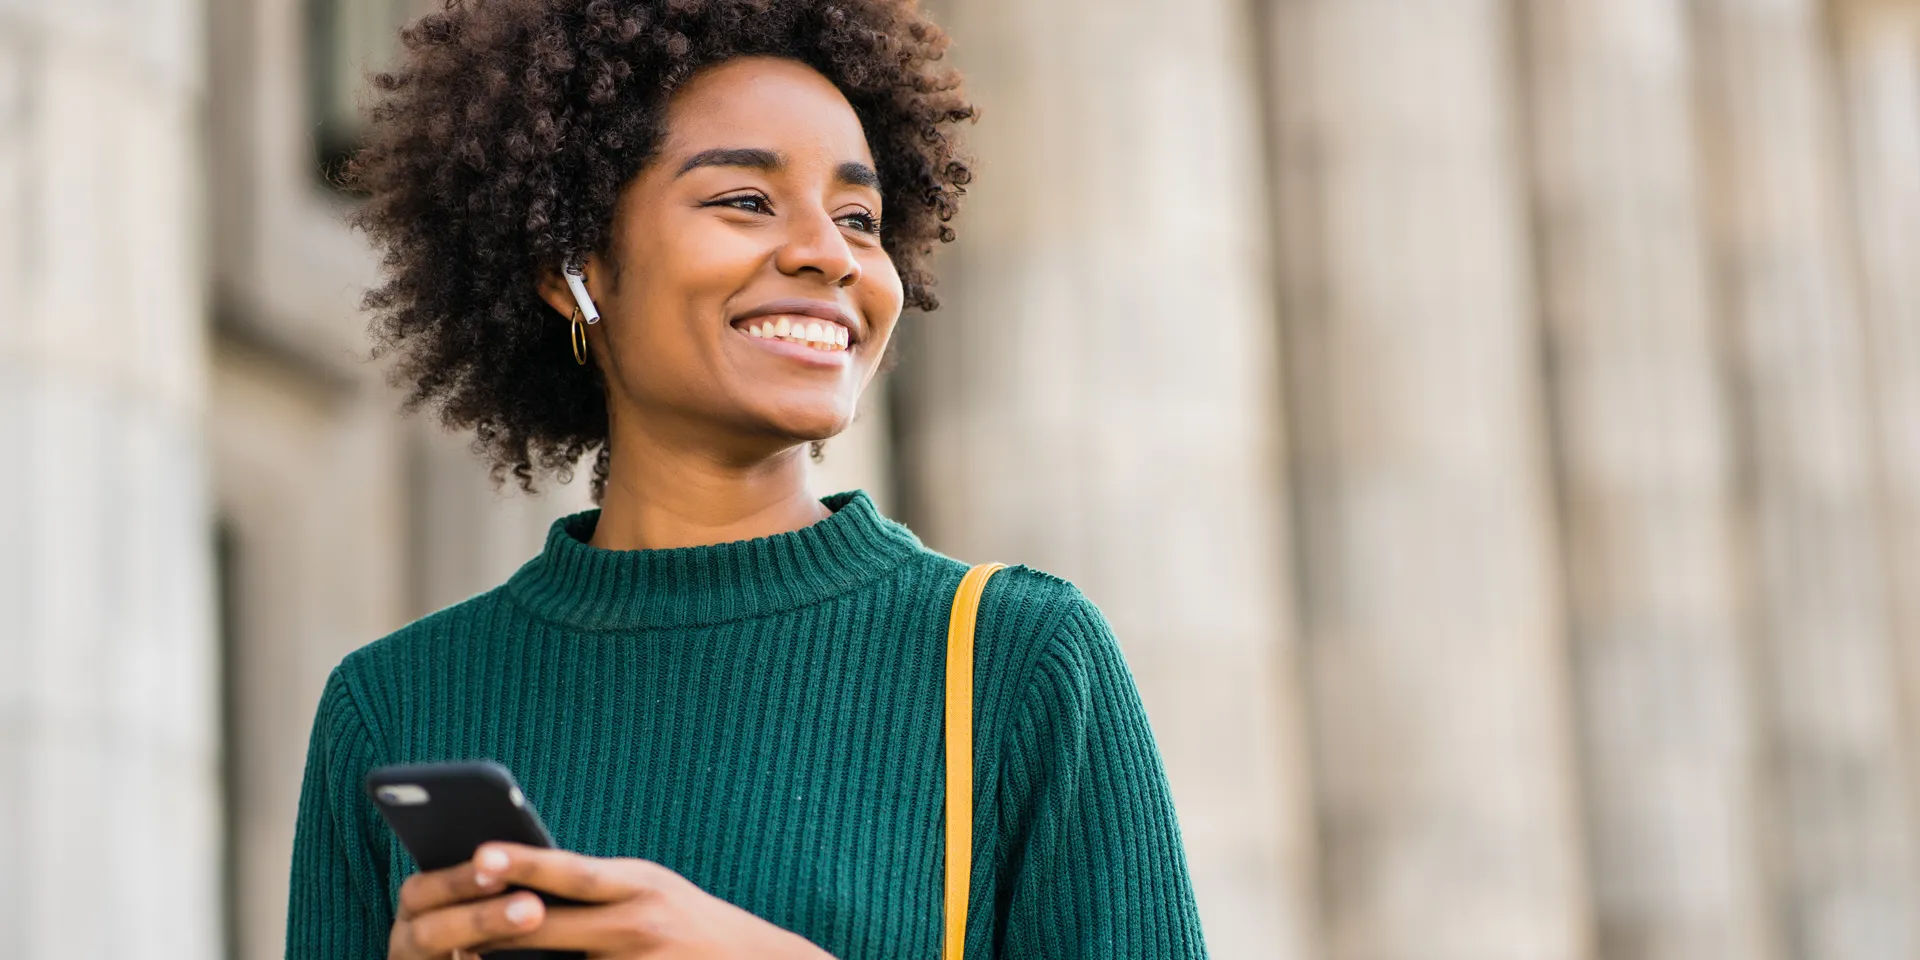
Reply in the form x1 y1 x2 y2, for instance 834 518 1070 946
286 489 1208 959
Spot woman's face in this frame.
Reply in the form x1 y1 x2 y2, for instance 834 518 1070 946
545 55 905 462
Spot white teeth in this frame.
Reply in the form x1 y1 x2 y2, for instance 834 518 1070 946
739 315 851 351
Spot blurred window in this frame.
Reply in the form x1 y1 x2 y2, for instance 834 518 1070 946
308 0 420 186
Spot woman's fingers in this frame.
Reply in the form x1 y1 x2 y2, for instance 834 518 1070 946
399 892 545 957
470 903 651 954
396 858 508 919
473 842 675 903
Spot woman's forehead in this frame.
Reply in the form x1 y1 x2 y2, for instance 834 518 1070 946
661 56 874 167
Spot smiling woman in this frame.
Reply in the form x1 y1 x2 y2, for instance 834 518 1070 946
347 0 971 498
287 2 1210 959
519 55 910 508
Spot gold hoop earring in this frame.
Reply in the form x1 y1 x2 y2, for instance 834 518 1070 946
570 307 588 366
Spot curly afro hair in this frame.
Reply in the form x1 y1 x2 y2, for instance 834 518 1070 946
346 0 975 498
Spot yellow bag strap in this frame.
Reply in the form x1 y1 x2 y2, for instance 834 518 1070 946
943 562 1004 960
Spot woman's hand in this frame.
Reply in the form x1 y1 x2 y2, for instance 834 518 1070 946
403 842 836 960
385 851 547 959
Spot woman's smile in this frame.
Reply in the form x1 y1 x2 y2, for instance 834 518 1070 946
731 316 854 368
738 315 850 350
727 297 861 369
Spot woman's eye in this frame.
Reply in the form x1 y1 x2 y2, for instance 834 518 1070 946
712 194 771 214
839 212 882 234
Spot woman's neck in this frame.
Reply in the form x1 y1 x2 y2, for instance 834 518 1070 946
587 436 832 552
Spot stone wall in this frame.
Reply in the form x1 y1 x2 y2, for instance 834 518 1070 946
0 2 221 956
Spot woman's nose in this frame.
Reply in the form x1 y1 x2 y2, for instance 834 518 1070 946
774 209 862 287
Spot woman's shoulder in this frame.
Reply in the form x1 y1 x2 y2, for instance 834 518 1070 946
907 547 1095 629
906 550 1122 703
981 564 1123 674
976 562 1101 630
328 585 516 690
908 544 1113 628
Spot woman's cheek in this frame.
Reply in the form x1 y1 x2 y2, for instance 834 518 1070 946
862 269 905 337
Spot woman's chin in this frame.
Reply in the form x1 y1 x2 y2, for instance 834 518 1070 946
742 413 855 452
740 394 855 433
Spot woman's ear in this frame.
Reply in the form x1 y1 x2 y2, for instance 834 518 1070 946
536 262 579 320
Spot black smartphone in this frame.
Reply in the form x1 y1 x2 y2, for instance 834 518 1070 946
365 760 583 960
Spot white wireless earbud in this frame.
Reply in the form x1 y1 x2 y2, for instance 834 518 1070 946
563 263 601 325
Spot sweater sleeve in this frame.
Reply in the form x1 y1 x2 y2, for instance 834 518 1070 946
286 666 394 960
991 589 1209 959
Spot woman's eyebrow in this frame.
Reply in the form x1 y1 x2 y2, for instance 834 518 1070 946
676 147 780 176
835 161 880 190
675 147 880 190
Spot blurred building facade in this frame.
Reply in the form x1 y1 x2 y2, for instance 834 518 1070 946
3 0 1919 958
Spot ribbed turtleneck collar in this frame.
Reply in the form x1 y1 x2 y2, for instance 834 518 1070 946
503 489 923 631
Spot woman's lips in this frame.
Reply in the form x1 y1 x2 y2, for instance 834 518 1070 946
730 298 861 346
730 318 852 367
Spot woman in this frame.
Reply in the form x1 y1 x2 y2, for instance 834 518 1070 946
286 1 1208 958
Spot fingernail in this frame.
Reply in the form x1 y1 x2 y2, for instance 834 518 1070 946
477 848 509 871
473 871 496 888
506 896 539 925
